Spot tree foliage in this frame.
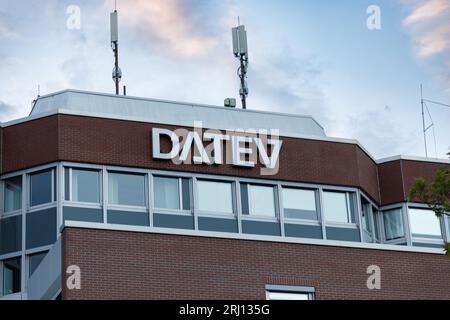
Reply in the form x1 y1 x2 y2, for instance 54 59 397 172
408 153 450 256
408 168 450 218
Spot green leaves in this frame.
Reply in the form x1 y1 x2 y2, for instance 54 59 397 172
445 243 450 257
408 167 450 218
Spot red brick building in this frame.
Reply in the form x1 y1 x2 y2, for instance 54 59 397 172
0 89 449 300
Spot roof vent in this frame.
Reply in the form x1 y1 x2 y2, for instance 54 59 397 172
224 98 237 108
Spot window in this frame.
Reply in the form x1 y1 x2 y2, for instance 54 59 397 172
108 172 146 207
30 169 54 207
266 285 315 300
197 180 233 214
4 176 22 213
373 211 381 241
242 184 276 217
323 191 356 223
361 198 372 233
383 208 405 241
2 257 21 296
282 187 317 220
29 251 48 277
0 216 22 255
409 208 442 239
65 168 100 203
154 176 190 211
448 217 450 238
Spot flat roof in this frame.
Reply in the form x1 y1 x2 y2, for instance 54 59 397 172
28 89 326 137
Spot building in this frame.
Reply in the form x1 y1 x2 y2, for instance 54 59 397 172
0 89 449 300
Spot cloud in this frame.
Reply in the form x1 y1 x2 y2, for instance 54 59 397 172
112 0 227 58
402 0 450 87
0 100 16 121
403 0 449 26
0 11 20 39
329 108 418 159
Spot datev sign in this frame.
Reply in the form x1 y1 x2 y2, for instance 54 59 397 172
152 127 283 175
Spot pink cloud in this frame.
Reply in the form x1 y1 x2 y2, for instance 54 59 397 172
403 0 449 25
110 0 219 57
403 0 450 57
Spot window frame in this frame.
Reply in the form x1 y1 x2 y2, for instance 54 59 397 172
1 256 21 297
381 206 406 243
359 193 381 243
152 175 192 214
242 183 278 220
265 284 315 300
64 167 102 206
407 205 444 242
28 168 57 210
196 179 236 217
2 175 23 217
322 190 357 226
107 170 148 210
281 186 319 223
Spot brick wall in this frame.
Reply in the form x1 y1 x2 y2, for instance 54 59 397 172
2 114 449 205
62 227 450 300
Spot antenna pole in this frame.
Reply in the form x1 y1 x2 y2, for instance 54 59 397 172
110 9 121 95
113 39 119 95
239 55 247 109
232 23 249 109
421 84 428 158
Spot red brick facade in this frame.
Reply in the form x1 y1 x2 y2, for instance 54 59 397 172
2 114 448 205
61 227 450 300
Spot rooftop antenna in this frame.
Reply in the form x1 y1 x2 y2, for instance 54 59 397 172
420 84 428 157
232 18 249 109
420 84 450 158
110 5 122 95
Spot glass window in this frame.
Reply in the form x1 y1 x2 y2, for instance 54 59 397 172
323 191 355 223
2 257 21 295
181 178 191 211
153 177 191 211
26 208 57 249
383 208 405 241
0 215 22 255
373 211 381 241
154 176 180 210
30 169 53 207
361 198 372 233
409 208 442 238
248 185 276 217
65 169 100 203
282 188 317 220
266 291 314 300
197 180 233 214
4 176 22 213
108 172 145 207
29 252 48 277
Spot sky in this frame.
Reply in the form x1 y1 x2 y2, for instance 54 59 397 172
0 0 449 159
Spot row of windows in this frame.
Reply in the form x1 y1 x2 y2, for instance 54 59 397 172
2 167 450 246
63 169 358 224
2 167 449 242
3 167 358 223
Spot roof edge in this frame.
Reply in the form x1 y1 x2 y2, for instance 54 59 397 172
30 89 325 131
